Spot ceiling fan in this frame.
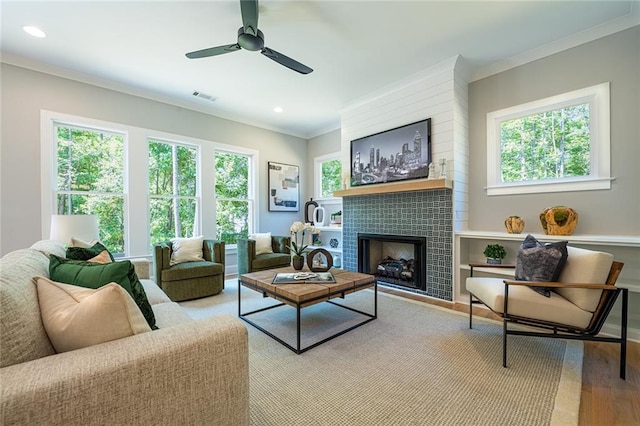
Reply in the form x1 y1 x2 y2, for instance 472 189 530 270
185 0 313 75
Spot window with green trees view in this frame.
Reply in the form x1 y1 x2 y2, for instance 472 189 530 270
148 140 199 246
500 103 590 183
321 159 342 198
46 112 258 257
215 151 252 245
315 153 342 198
486 83 611 195
55 124 126 254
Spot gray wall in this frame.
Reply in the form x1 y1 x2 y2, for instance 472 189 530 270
0 63 308 255
306 128 341 198
468 26 639 236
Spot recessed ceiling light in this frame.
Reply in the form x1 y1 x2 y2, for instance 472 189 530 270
274 106 283 113
23 26 46 38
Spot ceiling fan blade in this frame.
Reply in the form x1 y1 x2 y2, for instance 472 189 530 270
261 47 313 74
240 0 259 37
186 43 241 59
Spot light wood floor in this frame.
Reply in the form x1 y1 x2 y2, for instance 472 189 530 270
378 286 640 426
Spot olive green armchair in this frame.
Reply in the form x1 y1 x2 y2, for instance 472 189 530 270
237 235 291 275
154 239 225 301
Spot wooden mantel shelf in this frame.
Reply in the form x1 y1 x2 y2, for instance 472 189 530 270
333 179 452 197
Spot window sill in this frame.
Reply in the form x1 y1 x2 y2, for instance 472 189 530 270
486 176 613 196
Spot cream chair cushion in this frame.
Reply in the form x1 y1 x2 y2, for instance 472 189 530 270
467 277 593 329
36 277 151 353
555 246 614 312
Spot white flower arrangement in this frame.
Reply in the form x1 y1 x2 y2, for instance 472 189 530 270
289 221 320 257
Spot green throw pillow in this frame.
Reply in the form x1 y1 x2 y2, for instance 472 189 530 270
49 255 157 329
66 242 115 262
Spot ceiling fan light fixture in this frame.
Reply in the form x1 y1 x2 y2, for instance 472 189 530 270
185 0 312 75
23 25 46 38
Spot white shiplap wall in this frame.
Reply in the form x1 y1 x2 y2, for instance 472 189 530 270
339 55 470 231
453 58 471 232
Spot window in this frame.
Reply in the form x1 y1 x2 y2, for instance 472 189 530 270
486 82 611 195
54 123 126 254
148 140 199 246
215 151 253 245
43 111 258 257
314 153 343 198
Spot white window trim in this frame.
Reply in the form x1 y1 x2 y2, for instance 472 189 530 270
314 152 342 200
41 112 132 253
41 110 258 257
486 82 612 196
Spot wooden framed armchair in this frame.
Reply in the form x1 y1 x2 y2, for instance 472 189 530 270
237 235 291 275
154 239 225 301
466 245 628 379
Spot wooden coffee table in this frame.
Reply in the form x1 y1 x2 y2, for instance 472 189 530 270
238 267 377 354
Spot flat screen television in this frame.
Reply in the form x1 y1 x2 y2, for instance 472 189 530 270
350 118 431 187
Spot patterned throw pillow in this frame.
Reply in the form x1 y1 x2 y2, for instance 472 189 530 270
49 255 157 329
515 234 568 297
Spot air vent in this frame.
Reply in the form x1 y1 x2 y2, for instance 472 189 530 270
192 91 216 102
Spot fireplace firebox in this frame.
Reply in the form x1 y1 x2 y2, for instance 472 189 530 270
357 233 426 291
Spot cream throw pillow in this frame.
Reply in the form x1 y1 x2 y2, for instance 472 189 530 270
35 277 151 353
250 232 273 256
170 236 204 265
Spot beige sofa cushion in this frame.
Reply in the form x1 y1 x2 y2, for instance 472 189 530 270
152 302 195 328
0 249 56 367
36 277 151 353
141 278 172 305
467 277 593 329
555 246 614 312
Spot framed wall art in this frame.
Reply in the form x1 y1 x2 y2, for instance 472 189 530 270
268 161 300 212
350 118 431 187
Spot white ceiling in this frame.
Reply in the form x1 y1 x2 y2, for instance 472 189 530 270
2 1 638 139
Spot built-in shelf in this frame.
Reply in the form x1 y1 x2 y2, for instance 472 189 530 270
333 178 452 197
456 230 640 247
315 226 342 232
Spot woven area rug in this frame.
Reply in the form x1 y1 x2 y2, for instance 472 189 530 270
180 279 582 426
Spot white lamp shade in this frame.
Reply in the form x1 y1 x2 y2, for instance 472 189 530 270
49 215 99 245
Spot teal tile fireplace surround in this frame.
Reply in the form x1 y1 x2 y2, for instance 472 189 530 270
343 189 453 300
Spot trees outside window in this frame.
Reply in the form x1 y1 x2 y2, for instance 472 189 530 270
45 112 260 256
500 103 590 183
486 82 610 195
321 159 342 198
148 140 199 246
315 153 342 199
215 151 252 245
55 124 126 254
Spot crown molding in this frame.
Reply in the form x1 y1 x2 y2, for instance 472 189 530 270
471 7 640 82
